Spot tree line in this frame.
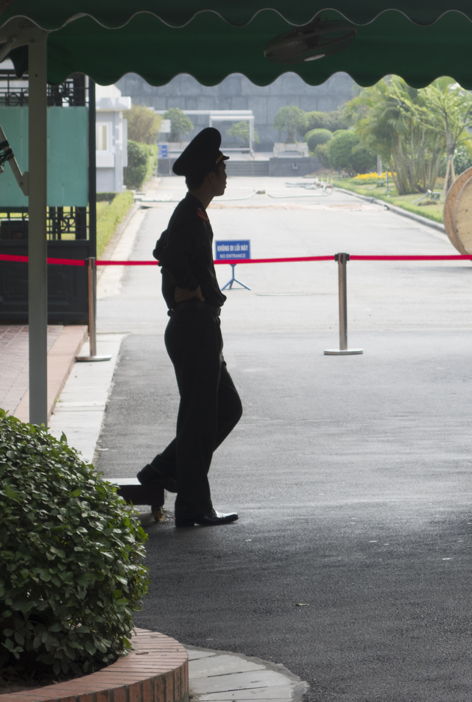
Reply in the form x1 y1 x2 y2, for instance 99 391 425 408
274 77 472 195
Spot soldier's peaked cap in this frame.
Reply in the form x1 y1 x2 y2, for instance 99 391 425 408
172 127 229 178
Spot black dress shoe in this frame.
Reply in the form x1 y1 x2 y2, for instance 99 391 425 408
137 464 178 493
175 509 238 528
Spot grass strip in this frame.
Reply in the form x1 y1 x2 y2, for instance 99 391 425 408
332 178 444 224
96 191 134 257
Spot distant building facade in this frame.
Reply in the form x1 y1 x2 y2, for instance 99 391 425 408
96 84 131 193
116 72 357 152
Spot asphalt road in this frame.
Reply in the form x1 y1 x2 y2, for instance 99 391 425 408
96 177 472 702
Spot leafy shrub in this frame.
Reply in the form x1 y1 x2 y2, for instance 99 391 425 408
227 121 260 146
124 141 157 190
304 128 332 153
97 190 134 257
327 130 376 175
314 142 331 168
327 130 359 172
0 411 148 681
274 105 307 143
164 107 193 142
143 144 158 183
305 109 350 132
350 144 377 175
125 105 162 145
454 142 472 175
124 140 148 190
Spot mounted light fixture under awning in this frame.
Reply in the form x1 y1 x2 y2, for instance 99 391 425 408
264 18 357 63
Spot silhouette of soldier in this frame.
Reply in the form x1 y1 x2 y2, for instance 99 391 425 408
137 128 242 527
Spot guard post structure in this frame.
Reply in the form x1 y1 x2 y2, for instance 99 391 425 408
324 252 363 356
76 257 112 362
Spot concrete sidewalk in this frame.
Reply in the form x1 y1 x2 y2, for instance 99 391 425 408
0 323 87 423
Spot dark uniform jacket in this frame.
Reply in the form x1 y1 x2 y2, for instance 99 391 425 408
153 192 226 310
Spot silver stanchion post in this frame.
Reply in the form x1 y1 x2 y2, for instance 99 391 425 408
76 257 112 362
324 252 363 356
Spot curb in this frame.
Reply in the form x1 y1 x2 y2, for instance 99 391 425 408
187 645 309 702
334 187 446 234
0 628 189 702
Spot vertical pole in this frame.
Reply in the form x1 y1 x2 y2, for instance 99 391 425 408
76 257 111 362
28 32 48 425
324 252 363 356
88 78 97 257
88 257 97 357
337 252 348 351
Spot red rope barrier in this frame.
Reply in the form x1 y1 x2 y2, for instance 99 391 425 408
1 253 472 265
350 254 472 261
95 260 157 266
0 253 85 265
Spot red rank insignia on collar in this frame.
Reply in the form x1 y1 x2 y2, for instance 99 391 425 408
196 208 209 222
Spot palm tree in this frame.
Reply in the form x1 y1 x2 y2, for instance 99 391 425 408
414 78 472 195
345 76 472 195
347 77 440 193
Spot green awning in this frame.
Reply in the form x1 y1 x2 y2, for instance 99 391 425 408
1 2 471 27
2 3 472 87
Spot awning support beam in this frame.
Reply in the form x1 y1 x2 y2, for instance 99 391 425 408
27 28 48 425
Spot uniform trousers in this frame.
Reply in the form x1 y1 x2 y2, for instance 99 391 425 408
151 300 242 517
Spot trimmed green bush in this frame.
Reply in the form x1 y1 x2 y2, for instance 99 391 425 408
124 141 157 190
305 109 350 132
124 140 148 190
97 190 134 257
0 411 148 681
327 130 376 175
143 143 157 184
304 128 332 153
314 142 331 168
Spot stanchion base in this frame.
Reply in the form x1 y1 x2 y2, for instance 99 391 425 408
75 355 112 363
324 349 364 356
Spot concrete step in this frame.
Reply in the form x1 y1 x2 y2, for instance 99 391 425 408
108 477 165 521
226 160 269 176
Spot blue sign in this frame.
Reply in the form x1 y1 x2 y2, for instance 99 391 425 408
215 240 251 260
158 144 168 158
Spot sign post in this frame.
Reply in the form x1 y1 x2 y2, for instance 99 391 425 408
215 239 251 290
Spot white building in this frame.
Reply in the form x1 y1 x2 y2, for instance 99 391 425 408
96 84 131 193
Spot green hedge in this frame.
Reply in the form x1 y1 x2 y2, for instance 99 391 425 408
96 190 134 257
144 144 157 184
124 140 157 190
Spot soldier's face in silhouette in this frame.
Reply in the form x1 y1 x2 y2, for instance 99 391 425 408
208 161 227 196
